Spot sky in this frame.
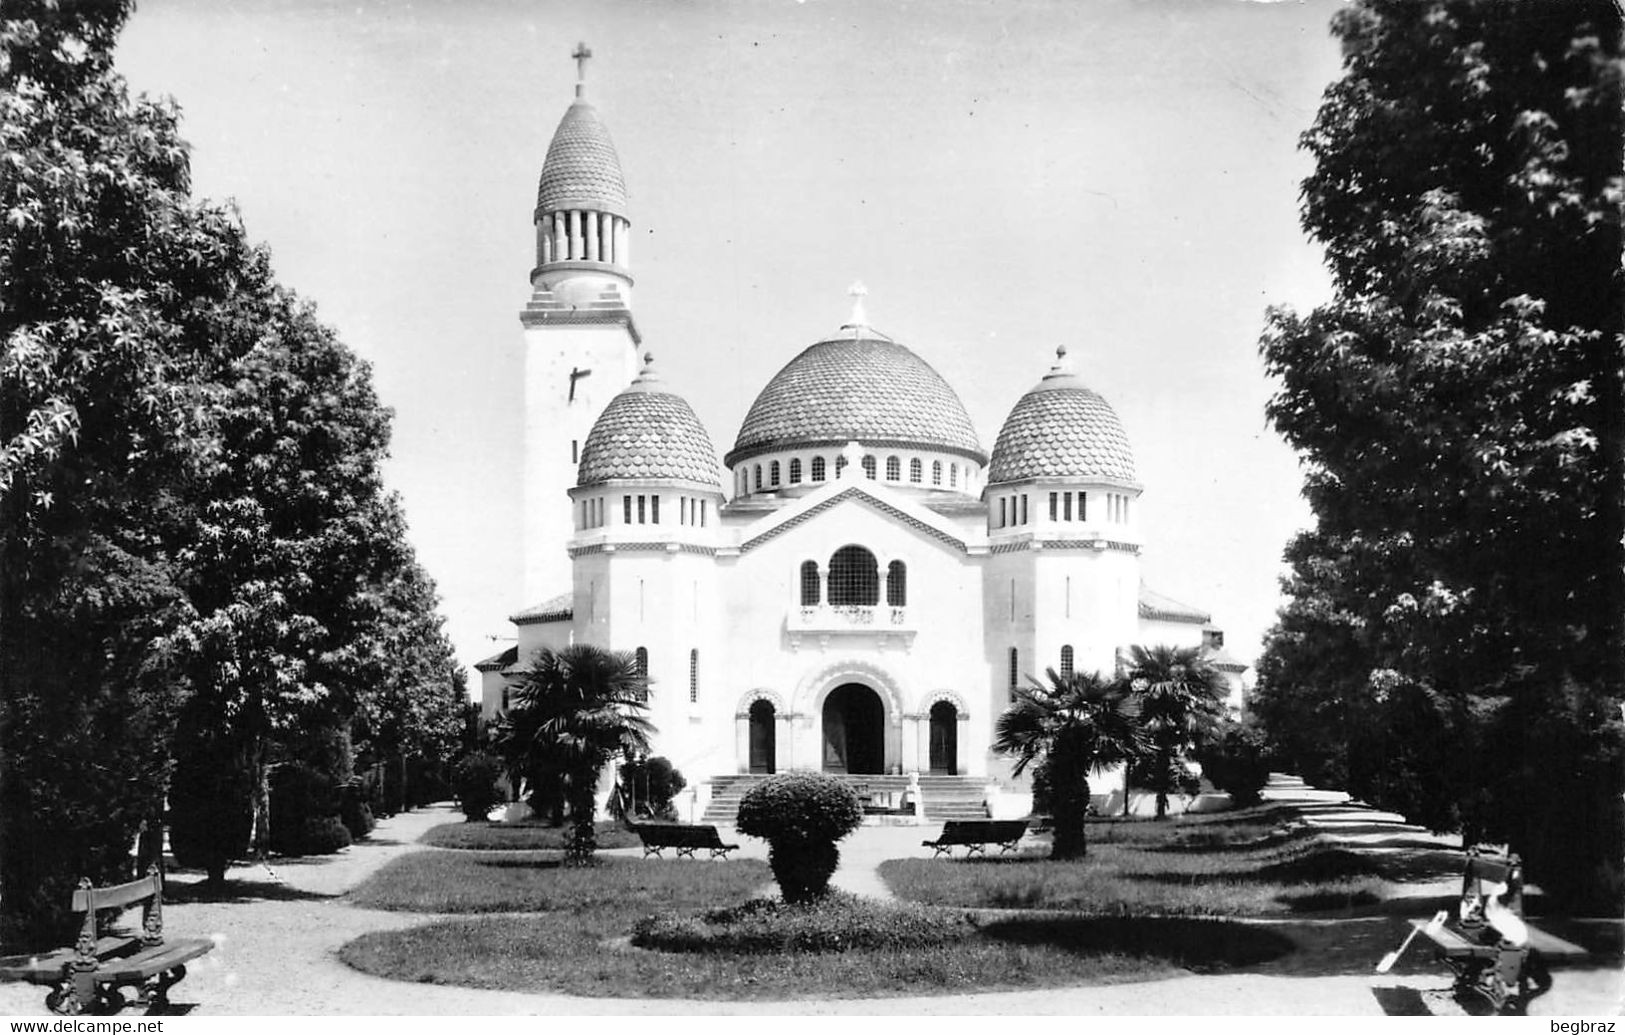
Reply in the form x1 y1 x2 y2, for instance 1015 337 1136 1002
114 0 1349 682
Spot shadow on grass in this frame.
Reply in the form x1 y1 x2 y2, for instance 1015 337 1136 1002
165 876 337 904
978 915 1295 971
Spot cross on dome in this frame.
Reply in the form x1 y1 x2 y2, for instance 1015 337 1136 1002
572 41 593 97
847 280 868 327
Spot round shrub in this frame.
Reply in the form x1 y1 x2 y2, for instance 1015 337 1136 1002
269 762 344 855
611 756 687 821
453 751 505 822
632 892 978 953
1197 720 1272 808
283 815 353 856
735 772 863 903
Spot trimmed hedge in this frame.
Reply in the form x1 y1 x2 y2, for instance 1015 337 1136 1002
735 772 863 903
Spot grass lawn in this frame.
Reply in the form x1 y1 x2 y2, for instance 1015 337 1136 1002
420 820 639 852
338 848 1295 999
881 807 1392 917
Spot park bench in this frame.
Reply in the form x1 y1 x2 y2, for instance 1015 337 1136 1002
1398 848 1586 1015
633 822 740 860
0 867 213 1015
921 819 1030 858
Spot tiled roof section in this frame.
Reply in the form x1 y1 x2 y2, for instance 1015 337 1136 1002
511 592 574 624
726 327 985 466
988 369 1136 484
536 100 627 219
1203 645 1249 672
578 363 721 487
474 646 518 672
1138 585 1212 625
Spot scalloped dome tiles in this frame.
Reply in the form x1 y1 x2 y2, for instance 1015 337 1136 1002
987 368 1137 484
577 372 721 487
536 100 627 219
725 327 985 467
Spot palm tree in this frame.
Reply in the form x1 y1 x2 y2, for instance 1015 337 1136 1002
1128 644 1227 819
993 669 1143 859
492 645 654 863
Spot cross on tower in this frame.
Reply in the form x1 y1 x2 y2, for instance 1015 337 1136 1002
572 42 593 95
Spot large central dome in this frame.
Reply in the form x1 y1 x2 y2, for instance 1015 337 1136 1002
725 325 984 468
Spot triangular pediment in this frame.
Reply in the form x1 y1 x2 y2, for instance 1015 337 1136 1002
738 483 970 555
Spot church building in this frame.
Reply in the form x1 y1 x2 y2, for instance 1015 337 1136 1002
477 49 1242 816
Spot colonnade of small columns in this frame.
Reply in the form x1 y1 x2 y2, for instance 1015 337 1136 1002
537 209 631 267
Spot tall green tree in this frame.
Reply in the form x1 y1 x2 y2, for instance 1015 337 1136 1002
1257 0 1623 907
994 669 1142 859
493 646 653 863
1 0 466 936
1128 645 1226 820
0 0 239 947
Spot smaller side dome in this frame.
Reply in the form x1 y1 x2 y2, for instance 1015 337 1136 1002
988 347 1136 484
577 355 721 487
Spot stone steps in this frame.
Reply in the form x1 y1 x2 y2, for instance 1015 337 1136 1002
701 773 990 824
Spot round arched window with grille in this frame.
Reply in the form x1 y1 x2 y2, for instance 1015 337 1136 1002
827 546 879 605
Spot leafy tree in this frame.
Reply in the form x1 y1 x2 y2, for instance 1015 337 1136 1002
0 0 237 947
1257 0 1624 907
492 646 654 863
1127 645 1226 819
994 669 1143 859
1 1 463 939
611 756 687 821
452 751 505 822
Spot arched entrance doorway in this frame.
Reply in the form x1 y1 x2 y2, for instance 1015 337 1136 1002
928 701 958 775
822 683 884 774
748 699 776 774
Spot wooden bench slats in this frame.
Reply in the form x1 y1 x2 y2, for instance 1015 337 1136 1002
634 823 739 859
0 938 137 982
1411 918 1478 953
2 867 212 1014
71 875 160 913
92 939 214 985
923 819 1029 857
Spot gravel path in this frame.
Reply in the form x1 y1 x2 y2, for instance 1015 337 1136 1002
0 792 1617 1016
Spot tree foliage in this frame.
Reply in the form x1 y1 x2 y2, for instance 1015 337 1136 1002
491 646 653 863
1127 645 1226 819
1256 0 1624 908
993 669 1142 859
0 1 467 943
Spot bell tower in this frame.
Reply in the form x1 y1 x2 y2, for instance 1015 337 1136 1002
520 42 641 605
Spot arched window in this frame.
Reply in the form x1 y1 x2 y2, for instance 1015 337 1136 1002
769 460 781 487
753 464 762 491
909 458 922 483
811 456 826 482
886 560 907 606
738 470 748 497
799 560 820 606
1008 647 1019 690
861 455 876 480
931 461 942 486
635 646 648 680
949 463 958 487
1060 645 1075 679
827 545 879 605
789 458 803 484
1076 491 1086 522
689 649 699 703
885 455 901 481
835 454 848 476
